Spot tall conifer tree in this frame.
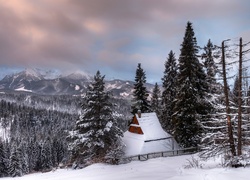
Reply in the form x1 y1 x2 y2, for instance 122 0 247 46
131 63 150 114
151 83 161 116
173 22 210 148
161 50 178 133
68 71 124 165
0 140 8 177
8 145 22 177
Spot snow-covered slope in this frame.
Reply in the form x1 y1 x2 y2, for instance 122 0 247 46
34 68 61 79
2 154 249 180
63 71 92 81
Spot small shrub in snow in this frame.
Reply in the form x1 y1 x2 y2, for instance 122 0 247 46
184 155 203 169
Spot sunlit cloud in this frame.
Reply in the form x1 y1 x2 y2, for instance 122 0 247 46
83 19 108 35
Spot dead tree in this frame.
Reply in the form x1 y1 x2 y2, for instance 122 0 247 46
221 39 236 157
237 37 243 156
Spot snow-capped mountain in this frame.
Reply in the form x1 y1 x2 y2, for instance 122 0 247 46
0 69 155 98
62 71 93 89
0 69 80 94
63 71 92 81
34 68 61 79
0 68 44 90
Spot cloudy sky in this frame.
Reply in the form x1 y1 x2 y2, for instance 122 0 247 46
0 0 250 83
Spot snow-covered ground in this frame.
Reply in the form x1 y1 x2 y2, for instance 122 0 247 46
15 87 32 92
2 154 250 180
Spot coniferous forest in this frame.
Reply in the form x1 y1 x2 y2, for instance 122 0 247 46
1 21 250 177
0 91 130 176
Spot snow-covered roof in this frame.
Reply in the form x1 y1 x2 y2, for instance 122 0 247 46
134 112 170 141
123 112 179 157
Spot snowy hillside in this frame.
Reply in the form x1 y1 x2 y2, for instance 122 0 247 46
2 154 249 180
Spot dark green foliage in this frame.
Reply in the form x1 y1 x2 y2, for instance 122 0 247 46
51 138 65 166
27 139 40 171
204 39 218 94
131 63 150 114
69 71 124 165
0 89 130 176
40 140 53 171
8 145 22 177
0 140 8 177
151 83 161 116
173 22 210 148
161 50 178 133
0 98 77 176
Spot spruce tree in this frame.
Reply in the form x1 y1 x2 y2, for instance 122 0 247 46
40 140 53 171
8 145 22 177
203 39 219 94
0 140 8 177
173 22 210 148
151 83 161 116
19 143 29 174
51 138 65 167
68 71 124 165
131 63 150 114
161 50 178 133
27 139 40 171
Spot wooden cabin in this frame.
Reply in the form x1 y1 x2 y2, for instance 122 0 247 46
122 112 179 157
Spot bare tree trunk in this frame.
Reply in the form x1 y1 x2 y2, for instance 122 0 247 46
237 37 243 156
221 40 236 156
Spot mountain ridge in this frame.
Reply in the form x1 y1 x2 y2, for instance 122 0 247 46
0 68 155 99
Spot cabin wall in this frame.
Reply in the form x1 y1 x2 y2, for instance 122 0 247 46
132 116 139 125
129 126 144 134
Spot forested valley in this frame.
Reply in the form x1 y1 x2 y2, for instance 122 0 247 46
0 92 131 177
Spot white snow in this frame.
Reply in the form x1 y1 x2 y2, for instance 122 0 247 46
9 74 18 88
75 85 80 91
15 87 32 92
65 71 92 81
35 68 60 79
106 83 122 90
104 121 113 132
120 92 129 97
0 120 10 141
24 68 42 79
2 154 250 180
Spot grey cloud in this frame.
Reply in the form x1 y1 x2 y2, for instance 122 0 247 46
0 0 249 81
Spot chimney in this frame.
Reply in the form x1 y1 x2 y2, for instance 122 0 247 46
137 110 141 118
